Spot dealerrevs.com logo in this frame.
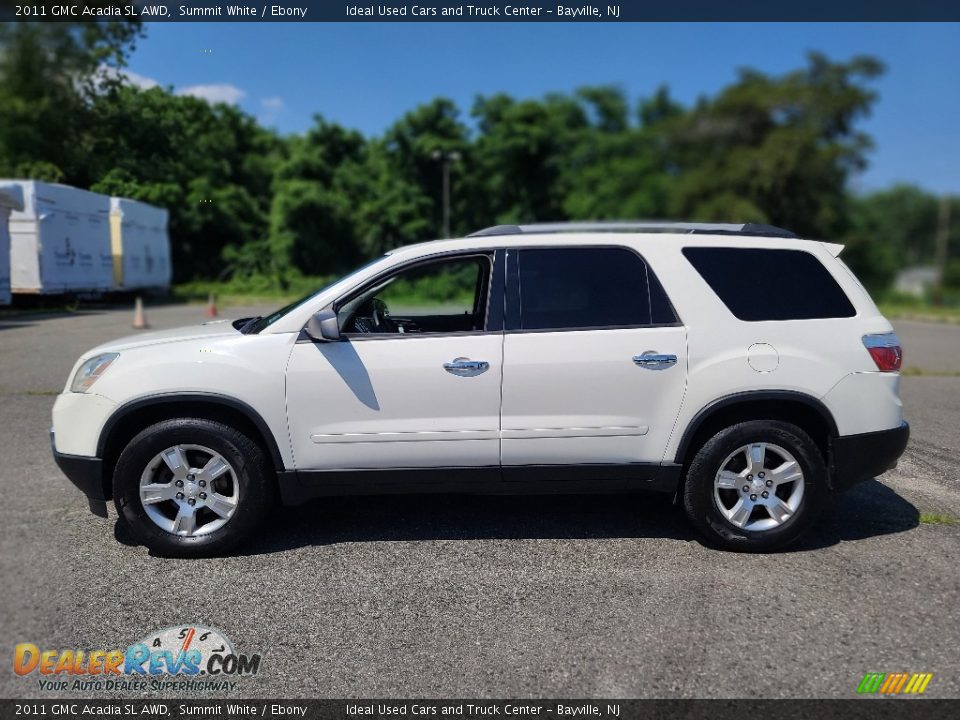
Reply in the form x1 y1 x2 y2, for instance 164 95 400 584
14 625 262 693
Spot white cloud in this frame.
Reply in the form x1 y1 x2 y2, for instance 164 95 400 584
119 68 161 90
96 65 160 90
257 96 285 125
177 84 246 105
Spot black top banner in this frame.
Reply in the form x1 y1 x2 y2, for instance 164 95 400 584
3 0 960 22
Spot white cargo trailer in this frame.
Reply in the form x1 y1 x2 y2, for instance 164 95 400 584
4 180 113 294
0 184 25 305
109 197 172 290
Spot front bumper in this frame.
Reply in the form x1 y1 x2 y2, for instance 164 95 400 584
829 421 910 492
50 430 109 517
51 391 117 457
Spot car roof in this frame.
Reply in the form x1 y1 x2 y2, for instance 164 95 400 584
386 221 818 259
468 221 798 238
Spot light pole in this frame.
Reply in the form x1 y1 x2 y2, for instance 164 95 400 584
431 149 461 238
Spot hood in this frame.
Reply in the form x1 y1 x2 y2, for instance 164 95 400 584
84 319 240 355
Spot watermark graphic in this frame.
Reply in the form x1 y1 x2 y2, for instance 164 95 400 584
13 625 262 694
857 672 933 695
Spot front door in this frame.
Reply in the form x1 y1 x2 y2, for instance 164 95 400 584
286 252 504 473
500 246 687 471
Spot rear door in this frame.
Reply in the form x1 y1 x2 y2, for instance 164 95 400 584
500 246 687 478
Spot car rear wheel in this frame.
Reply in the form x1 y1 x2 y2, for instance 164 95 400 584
113 418 274 557
682 420 826 551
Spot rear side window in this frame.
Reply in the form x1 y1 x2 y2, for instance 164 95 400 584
683 247 856 321
517 247 677 330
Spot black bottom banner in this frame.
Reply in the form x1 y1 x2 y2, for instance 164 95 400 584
2 700 957 720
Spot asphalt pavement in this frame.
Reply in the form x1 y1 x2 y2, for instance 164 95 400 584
1 305 958 699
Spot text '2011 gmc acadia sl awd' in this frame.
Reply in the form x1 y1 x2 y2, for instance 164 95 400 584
51 221 909 556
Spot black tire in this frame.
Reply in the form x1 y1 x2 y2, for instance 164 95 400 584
682 420 826 552
113 418 274 557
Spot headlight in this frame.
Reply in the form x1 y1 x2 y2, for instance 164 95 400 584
71 353 119 393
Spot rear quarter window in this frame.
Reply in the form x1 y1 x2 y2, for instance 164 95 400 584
682 247 856 321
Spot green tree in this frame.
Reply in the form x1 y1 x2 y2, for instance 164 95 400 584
352 141 433 256
267 117 369 280
839 234 899 295
662 52 884 238
86 85 276 281
381 98 470 236
562 86 676 220
1 37 902 294
471 93 589 224
849 185 941 265
0 18 142 181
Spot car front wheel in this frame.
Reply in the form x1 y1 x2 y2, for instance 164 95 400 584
683 420 826 551
113 418 274 557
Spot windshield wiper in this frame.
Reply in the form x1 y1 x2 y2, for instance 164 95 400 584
236 316 262 334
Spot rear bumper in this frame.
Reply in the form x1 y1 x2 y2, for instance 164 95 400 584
50 430 109 517
829 421 910 492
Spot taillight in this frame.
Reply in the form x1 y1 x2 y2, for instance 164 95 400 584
863 333 903 372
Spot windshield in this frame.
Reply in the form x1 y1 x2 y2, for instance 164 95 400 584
242 256 388 334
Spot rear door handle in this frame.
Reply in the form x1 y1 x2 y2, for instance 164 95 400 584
443 358 489 376
633 353 678 369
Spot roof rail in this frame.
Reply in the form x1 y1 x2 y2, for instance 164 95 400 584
468 221 797 239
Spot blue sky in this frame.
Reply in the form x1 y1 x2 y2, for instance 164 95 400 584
125 22 960 194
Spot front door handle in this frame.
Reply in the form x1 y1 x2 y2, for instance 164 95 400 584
633 353 678 369
443 358 489 376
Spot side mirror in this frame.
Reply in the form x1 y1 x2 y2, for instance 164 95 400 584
306 310 341 342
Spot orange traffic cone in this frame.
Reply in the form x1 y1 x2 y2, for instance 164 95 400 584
206 291 218 318
132 296 149 329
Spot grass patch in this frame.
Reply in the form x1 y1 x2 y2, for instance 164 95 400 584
24 389 60 396
878 301 960 324
173 275 335 307
174 266 479 310
919 512 959 526
0 303 82 317
177 292 300 307
901 367 960 378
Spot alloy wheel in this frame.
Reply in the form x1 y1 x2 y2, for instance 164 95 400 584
713 441 805 532
139 444 239 537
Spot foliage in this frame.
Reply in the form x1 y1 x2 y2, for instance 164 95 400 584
943 260 960 290
173 274 335 303
0 19 142 181
849 186 959 267
0 26 953 297
662 53 884 238
837 233 899 295
379 260 480 309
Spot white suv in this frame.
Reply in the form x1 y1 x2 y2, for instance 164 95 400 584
51 222 909 556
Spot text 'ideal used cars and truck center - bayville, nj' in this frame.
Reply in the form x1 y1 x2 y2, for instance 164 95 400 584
345 5 617 17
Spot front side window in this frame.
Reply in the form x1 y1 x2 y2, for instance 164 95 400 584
516 247 674 330
339 255 492 335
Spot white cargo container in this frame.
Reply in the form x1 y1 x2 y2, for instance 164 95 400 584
0 184 25 305
109 197 172 290
4 180 114 294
